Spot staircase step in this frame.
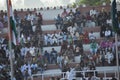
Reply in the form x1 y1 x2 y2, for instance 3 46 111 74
47 64 59 69
41 24 56 31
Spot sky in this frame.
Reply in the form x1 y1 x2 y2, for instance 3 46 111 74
0 0 76 10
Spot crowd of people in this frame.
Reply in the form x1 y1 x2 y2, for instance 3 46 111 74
0 6 120 80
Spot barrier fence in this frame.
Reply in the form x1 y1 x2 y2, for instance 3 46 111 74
31 69 118 80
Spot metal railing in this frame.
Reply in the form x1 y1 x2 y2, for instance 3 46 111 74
31 69 118 80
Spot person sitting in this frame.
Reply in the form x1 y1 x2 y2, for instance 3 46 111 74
90 40 98 55
83 31 89 44
104 28 112 39
88 31 96 40
0 20 3 28
61 9 68 18
100 39 106 49
50 48 58 64
57 54 63 69
44 33 49 46
105 50 114 64
90 7 97 17
55 14 63 29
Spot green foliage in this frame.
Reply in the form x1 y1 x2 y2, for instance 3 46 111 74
72 2 77 8
78 0 110 6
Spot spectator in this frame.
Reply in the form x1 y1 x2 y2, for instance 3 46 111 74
100 24 107 37
3 13 8 23
88 31 96 40
111 75 117 80
100 39 107 49
50 48 57 64
55 14 63 29
90 40 98 55
67 33 73 45
61 9 68 18
51 32 58 46
44 33 49 46
90 7 97 17
74 8 80 17
57 32 63 45
73 33 78 45
27 12 34 22
0 20 3 28
61 41 68 55
68 9 74 16
105 50 114 64
83 31 89 44
63 54 69 66
65 45 74 62
14 13 20 24
104 27 112 39
106 17 112 26
38 12 43 26
74 46 80 56
57 54 63 69
31 62 38 73
86 13 92 27
44 50 50 64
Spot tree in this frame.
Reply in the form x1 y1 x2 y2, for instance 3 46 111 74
78 0 110 6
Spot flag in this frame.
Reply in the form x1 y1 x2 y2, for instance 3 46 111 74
111 0 119 34
8 0 18 45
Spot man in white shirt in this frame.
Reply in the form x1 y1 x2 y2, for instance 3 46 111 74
31 63 38 70
44 33 49 46
20 46 26 58
27 12 34 21
90 7 96 16
88 31 96 40
105 51 114 64
106 18 112 26
104 28 111 38
47 33 53 45
57 54 63 69
29 45 35 57
57 32 63 45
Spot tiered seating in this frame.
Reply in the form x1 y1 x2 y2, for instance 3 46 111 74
41 24 99 66
0 4 118 80
42 25 101 53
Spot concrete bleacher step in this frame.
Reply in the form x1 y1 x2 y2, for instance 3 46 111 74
41 24 57 31
83 26 100 32
47 64 59 69
41 23 101 32
46 62 78 70
42 30 61 34
43 44 91 53
46 65 118 73
43 20 55 25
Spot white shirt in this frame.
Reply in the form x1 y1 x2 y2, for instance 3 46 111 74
44 34 48 41
27 14 34 21
57 56 63 64
29 46 35 56
90 9 96 16
105 30 111 37
31 63 38 69
21 47 26 56
106 19 112 24
89 32 95 40
105 52 114 60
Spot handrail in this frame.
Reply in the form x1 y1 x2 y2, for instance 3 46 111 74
31 69 117 80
